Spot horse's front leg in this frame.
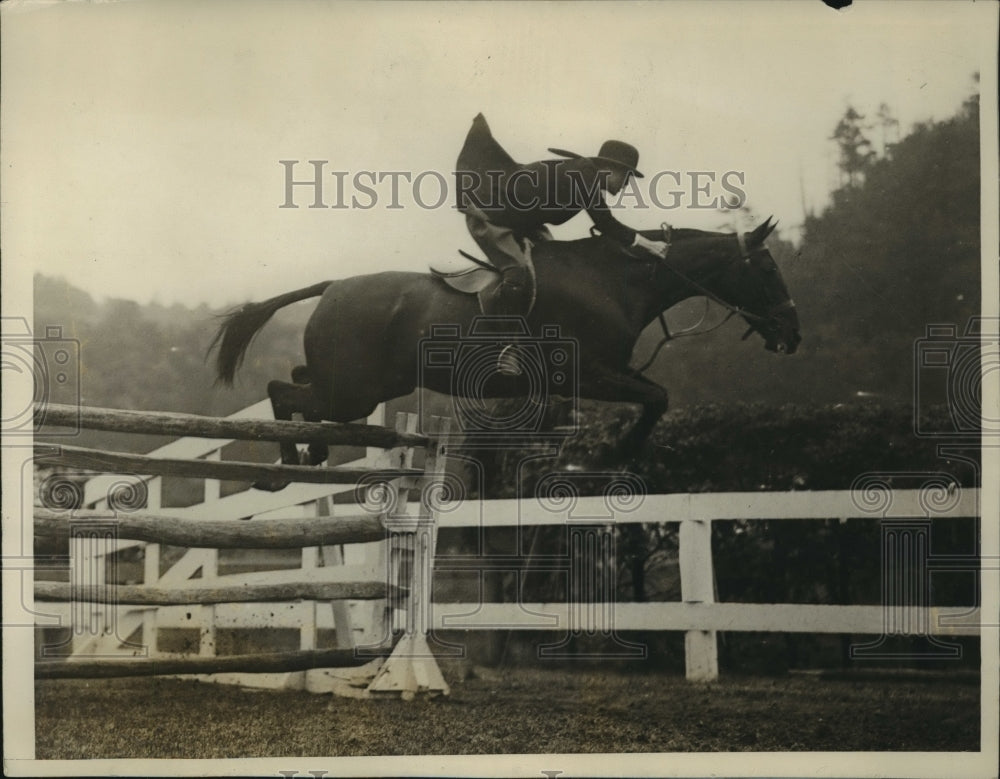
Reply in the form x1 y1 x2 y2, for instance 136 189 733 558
579 367 668 458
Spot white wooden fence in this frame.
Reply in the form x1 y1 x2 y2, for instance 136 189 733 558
38 400 982 686
430 489 982 680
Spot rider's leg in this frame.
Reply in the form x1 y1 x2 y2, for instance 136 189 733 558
463 212 538 375
465 213 535 317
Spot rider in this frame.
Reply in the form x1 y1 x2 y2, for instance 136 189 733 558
455 113 669 373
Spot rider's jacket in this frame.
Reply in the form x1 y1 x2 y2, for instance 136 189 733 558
455 113 636 245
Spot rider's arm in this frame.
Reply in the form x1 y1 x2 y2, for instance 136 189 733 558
632 233 668 257
579 163 636 244
585 183 667 257
586 194 637 245
547 160 667 257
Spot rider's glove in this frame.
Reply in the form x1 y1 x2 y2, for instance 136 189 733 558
632 234 669 258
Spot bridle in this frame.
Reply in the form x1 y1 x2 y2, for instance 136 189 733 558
633 223 795 372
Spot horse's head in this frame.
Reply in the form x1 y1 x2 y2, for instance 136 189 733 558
640 217 800 355
720 217 800 355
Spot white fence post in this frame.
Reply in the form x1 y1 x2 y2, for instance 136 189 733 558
199 452 220 659
142 477 162 657
315 495 356 649
366 413 451 698
679 519 719 681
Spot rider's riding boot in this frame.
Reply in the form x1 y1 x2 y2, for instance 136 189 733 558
488 265 532 316
484 265 531 376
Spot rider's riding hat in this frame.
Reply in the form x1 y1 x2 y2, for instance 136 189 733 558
548 140 645 178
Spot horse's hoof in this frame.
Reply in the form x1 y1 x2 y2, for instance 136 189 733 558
306 446 329 466
253 479 290 492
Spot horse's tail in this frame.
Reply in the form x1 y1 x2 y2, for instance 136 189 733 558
209 281 331 386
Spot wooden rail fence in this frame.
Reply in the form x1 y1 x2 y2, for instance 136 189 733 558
33 401 451 698
32 401 982 689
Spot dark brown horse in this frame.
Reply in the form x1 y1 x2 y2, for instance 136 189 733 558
212 219 799 470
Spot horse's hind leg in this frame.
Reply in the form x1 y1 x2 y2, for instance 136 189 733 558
268 379 308 465
262 378 330 491
288 366 329 465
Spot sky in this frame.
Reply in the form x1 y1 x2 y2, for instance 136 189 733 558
1 0 995 308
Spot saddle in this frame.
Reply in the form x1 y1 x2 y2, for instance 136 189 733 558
432 251 500 294
431 250 537 317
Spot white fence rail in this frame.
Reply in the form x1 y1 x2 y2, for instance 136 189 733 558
430 488 981 680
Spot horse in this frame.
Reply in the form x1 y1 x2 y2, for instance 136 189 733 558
211 218 800 480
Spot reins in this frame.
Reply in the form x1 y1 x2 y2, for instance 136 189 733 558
635 299 739 374
633 223 787 374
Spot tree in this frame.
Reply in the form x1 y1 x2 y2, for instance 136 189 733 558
830 106 877 187
800 86 980 400
875 102 900 158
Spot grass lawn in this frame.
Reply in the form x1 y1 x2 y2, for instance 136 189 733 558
34 667 979 758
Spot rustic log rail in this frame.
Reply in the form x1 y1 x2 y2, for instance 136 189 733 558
35 580 400 605
34 443 422 484
34 402 431 448
33 401 453 697
35 508 386 548
36 647 392 679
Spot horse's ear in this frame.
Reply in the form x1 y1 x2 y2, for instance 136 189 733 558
749 216 778 247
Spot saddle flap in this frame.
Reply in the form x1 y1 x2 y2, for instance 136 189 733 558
432 247 536 317
431 265 500 295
